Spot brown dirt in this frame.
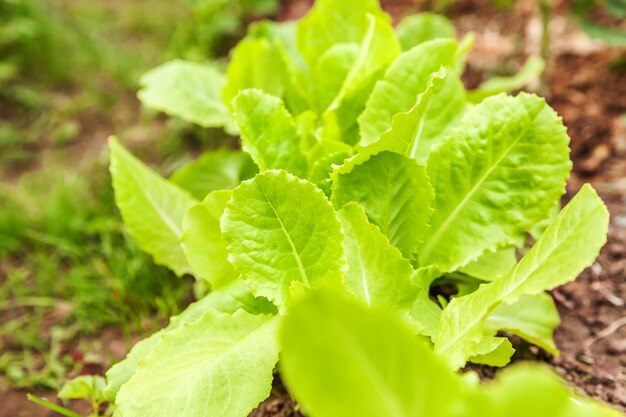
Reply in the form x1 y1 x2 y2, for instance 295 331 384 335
249 378 303 417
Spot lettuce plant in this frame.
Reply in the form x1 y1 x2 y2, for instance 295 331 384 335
281 288 622 417
99 1 615 416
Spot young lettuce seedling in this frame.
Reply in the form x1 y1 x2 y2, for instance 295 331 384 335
96 1 612 416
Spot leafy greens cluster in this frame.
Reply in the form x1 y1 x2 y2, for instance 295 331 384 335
281 288 622 417
101 1 615 416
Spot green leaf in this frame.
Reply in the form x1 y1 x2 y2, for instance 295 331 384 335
467 56 544 103
409 275 443 338
418 93 572 273
459 247 517 282
59 375 107 402
358 39 461 145
246 21 310 115
332 151 433 259
233 89 308 178
485 364 625 417
338 203 418 310
170 150 257 200
109 137 197 276
485 293 560 355
27 395 83 417
280 289 463 417
468 336 515 367
222 170 346 308
435 185 609 369
222 36 289 111
280 291 618 417
322 14 400 144
296 0 387 67
105 280 275 399
351 67 465 164
181 190 237 288
138 60 231 129
332 14 400 105
320 72 379 146
306 139 353 195
116 310 280 417
310 43 360 114
396 13 456 51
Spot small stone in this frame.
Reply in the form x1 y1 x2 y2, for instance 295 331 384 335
613 214 626 228
591 262 603 276
577 353 595 365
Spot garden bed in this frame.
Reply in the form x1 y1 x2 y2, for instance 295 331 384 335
1 0 624 415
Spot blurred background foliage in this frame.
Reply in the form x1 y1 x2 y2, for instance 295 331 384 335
0 0 277 391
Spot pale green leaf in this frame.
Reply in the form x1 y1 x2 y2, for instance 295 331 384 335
358 39 461 145
281 291 618 417
181 190 237 288
222 36 288 111
468 336 515 367
529 202 560 241
105 280 275 399
467 56 544 103
296 0 387 67
138 60 231 129
293 110 318 151
331 14 400 106
59 376 107 402
106 332 163 400
233 89 308 178
329 69 446 172
485 365 625 417
354 67 465 164
116 310 280 417
280 289 463 417
222 170 346 308
310 43 360 114
170 150 257 200
322 14 400 144
485 293 560 355
459 247 517 282
435 185 609 369
332 151 433 259
396 13 455 51
418 93 572 272
320 73 380 146
455 33 475 73
109 137 197 276
306 139 353 195
409 273 443 338
338 203 418 310
247 21 310 114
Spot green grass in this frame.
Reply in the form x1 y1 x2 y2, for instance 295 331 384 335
0 0 185 172
0 0 190 391
0 0 280 394
0 159 192 390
